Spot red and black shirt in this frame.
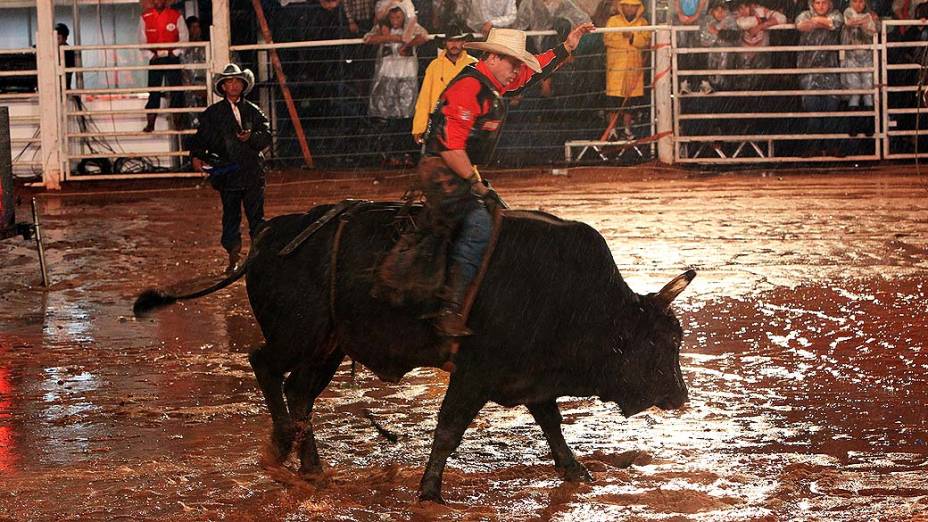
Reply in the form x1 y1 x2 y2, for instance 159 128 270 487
424 44 570 165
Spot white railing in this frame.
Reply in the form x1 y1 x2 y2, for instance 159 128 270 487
562 26 667 163
57 41 211 181
881 19 928 159
671 25 881 163
14 19 928 185
0 48 41 177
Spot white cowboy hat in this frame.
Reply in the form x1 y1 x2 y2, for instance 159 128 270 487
464 28 541 73
213 63 255 97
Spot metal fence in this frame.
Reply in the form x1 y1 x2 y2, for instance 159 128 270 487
882 19 928 159
57 40 211 180
0 48 41 177
672 19 928 164
231 28 659 169
12 17 928 185
672 25 881 163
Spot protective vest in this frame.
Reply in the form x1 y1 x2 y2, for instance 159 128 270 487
424 65 506 166
142 8 182 44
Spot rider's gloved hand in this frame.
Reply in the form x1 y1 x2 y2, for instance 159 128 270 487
476 179 509 210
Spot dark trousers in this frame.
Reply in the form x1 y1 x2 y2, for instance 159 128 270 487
145 55 184 110
219 185 265 253
802 95 842 154
802 95 841 135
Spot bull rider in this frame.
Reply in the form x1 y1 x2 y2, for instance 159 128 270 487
420 23 595 339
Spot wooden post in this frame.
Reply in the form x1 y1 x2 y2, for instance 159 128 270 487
250 0 315 168
210 0 231 70
655 28 674 165
36 0 62 189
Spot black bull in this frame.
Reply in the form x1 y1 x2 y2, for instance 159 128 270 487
134 202 695 503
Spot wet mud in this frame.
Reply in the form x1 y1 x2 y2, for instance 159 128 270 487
1 167 927 520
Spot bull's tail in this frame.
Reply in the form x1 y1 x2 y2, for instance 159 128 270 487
133 225 269 317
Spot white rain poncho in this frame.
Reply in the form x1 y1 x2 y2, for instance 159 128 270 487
795 0 844 91
514 0 591 32
465 0 517 32
366 0 427 119
841 4 877 91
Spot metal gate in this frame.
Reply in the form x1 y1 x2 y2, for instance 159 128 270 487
57 40 211 181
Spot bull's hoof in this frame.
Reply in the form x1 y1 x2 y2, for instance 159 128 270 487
562 463 593 483
269 426 296 463
417 489 446 505
299 463 325 479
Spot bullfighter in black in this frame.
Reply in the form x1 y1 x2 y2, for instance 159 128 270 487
421 23 594 338
190 63 271 273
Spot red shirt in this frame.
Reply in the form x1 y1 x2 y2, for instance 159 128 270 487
141 7 183 44
438 50 559 151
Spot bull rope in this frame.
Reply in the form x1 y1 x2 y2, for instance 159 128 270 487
328 217 348 332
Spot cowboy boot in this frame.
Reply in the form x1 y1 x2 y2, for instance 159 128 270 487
225 245 242 274
433 264 473 337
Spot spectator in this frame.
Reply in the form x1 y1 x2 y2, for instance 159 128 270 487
796 0 844 155
892 0 928 35
374 0 423 40
733 0 786 91
364 0 428 164
432 0 470 32
55 23 76 91
672 0 710 94
698 0 739 93
466 0 517 34
276 0 353 162
412 0 434 31
412 26 477 143
304 0 354 39
182 16 207 122
675 0 709 25
604 0 651 139
139 0 188 133
592 0 616 26
513 0 591 98
515 0 592 52
842 0 877 137
344 0 377 33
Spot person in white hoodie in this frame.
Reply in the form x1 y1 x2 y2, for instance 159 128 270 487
365 0 428 164
733 0 785 91
842 0 878 137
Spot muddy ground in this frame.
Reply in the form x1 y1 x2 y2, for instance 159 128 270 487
1 166 927 521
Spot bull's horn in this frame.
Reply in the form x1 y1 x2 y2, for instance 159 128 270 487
654 269 696 309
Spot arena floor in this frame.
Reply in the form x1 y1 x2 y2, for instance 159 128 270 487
1 165 927 520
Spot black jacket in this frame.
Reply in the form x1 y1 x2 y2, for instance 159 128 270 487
190 98 272 190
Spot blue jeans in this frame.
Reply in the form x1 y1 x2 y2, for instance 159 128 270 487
450 205 492 285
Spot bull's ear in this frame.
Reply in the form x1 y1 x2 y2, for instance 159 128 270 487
654 269 696 309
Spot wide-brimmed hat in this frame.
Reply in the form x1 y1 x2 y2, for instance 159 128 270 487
464 28 540 73
618 0 643 6
213 63 255 97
